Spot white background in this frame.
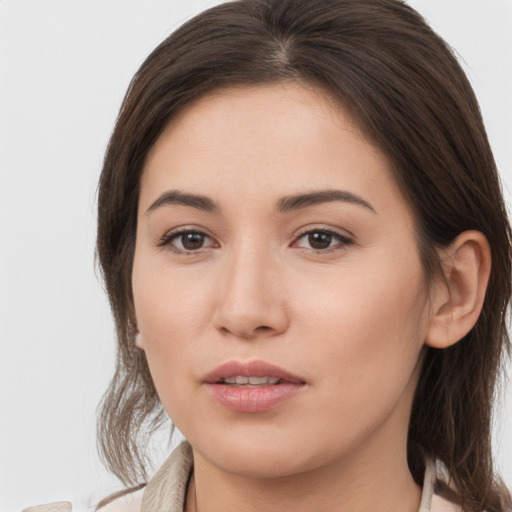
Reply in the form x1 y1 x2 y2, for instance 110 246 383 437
1 1 511 510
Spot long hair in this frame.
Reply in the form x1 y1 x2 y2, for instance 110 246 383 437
96 1 511 510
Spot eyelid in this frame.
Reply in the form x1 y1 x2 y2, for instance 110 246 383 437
294 225 354 240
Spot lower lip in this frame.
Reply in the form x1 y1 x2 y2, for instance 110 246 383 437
205 383 304 412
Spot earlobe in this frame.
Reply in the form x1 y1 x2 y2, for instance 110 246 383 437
131 314 145 350
425 230 491 349
135 332 145 350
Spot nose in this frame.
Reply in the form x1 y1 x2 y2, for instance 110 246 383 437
213 242 289 340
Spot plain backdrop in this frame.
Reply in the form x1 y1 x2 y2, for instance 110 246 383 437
1 1 511 510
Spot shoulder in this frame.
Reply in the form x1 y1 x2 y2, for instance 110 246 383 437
21 488 145 512
420 458 461 512
97 442 192 512
430 494 461 512
22 486 145 512
96 487 144 512
22 503 72 512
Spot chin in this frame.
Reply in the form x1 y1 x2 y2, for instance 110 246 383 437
190 429 328 479
214 448 307 479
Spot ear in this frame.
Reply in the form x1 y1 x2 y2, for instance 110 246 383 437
425 230 491 349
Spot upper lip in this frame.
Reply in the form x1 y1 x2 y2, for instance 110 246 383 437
204 360 305 384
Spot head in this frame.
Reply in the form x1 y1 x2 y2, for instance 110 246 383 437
96 0 511 510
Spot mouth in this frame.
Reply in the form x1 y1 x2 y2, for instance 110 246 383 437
203 360 306 412
218 376 282 386
204 359 305 385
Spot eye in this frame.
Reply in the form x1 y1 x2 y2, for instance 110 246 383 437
158 229 216 253
294 229 353 252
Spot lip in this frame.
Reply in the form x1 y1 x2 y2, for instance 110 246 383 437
203 360 306 413
204 360 305 384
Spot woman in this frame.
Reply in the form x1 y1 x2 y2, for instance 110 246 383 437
25 0 511 511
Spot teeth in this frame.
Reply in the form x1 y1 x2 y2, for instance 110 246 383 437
222 376 280 385
248 376 279 385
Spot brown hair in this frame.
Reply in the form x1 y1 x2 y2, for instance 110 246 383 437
96 0 511 510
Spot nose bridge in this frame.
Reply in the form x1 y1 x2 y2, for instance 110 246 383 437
214 235 288 339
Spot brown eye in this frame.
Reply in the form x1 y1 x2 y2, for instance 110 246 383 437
160 230 215 252
295 229 353 252
308 232 333 250
180 232 206 250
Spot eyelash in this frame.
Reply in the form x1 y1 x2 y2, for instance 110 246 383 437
157 227 354 256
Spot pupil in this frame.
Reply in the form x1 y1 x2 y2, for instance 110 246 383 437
182 232 204 250
309 232 331 250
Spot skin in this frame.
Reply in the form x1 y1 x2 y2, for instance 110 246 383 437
132 82 443 512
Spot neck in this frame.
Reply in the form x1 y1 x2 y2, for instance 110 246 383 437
186 430 422 512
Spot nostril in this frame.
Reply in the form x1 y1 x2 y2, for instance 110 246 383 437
256 325 272 332
218 324 272 339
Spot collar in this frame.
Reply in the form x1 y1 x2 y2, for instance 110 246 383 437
142 442 193 512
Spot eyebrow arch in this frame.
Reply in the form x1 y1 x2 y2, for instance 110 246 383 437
146 190 221 215
275 189 376 214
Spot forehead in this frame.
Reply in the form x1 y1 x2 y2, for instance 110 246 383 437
140 82 412 222
148 81 365 162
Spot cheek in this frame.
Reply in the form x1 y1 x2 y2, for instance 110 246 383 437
132 285 204 424
133 240 213 326
131 250 221 396
284 264 428 453
294 251 429 390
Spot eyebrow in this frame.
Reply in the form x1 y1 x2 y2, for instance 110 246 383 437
275 189 376 214
146 190 220 214
146 189 376 215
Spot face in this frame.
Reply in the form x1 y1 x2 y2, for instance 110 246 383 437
132 82 433 479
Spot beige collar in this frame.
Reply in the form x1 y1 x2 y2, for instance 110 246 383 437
142 442 193 512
